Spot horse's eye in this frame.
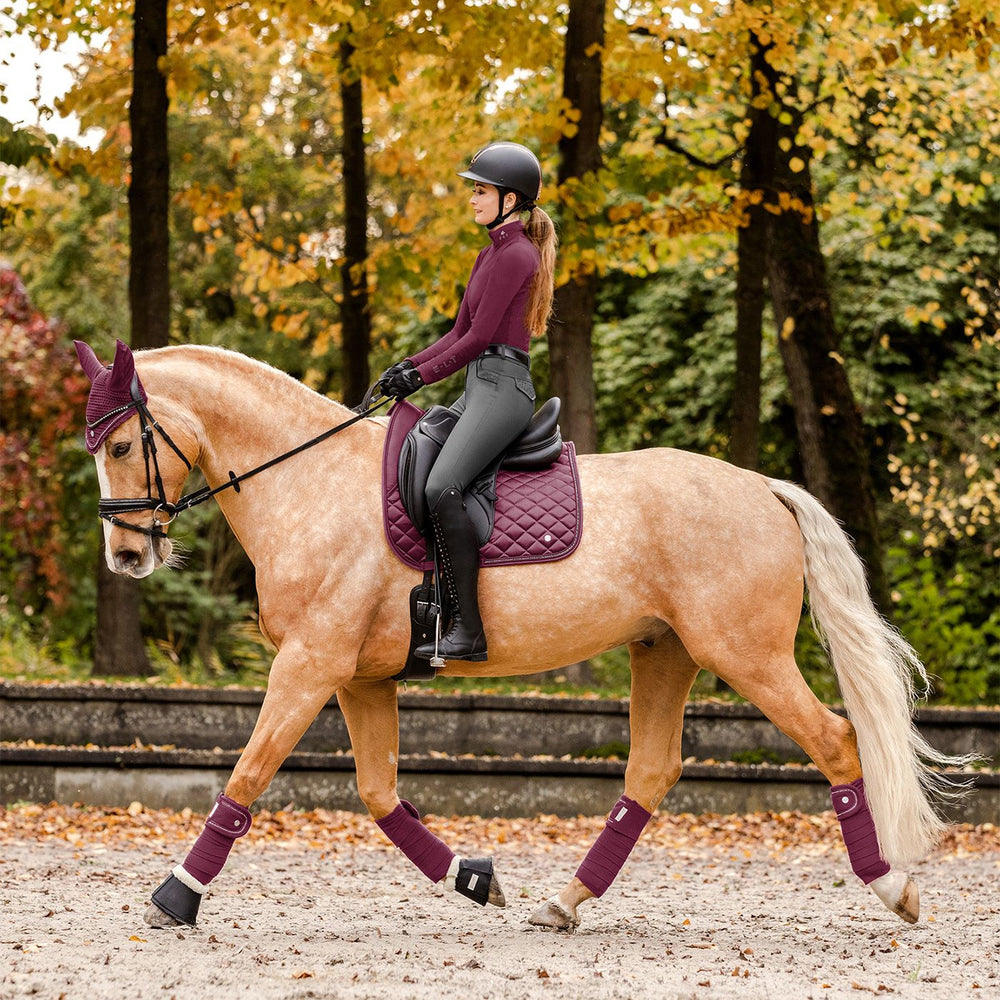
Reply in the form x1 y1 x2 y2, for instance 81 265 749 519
111 441 131 459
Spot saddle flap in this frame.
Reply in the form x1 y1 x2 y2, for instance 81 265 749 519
397 405 459 533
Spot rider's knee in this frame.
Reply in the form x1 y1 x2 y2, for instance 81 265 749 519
425 474 459 514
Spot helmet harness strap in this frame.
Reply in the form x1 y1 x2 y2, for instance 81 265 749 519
486 189 536 230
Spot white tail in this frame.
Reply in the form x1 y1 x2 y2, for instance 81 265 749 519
767 478 974 867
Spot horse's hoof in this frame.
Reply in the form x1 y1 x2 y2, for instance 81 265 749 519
448 857 506 907
144 902 183 928
891 876 920 924
488 872 506 908
149 871 202 926
527 897 580 933
869 871 920 924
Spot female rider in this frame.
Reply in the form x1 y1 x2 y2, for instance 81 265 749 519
380 141 558 663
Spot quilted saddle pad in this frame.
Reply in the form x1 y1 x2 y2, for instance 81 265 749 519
381 400 583 571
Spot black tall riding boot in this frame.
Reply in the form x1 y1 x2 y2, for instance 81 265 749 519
414 487 488 663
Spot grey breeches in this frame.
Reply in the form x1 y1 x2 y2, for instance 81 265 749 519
424 352 535 511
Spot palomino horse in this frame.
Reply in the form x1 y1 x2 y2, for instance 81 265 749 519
75 339 965 932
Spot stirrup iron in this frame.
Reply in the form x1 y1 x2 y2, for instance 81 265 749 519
430 611 445 671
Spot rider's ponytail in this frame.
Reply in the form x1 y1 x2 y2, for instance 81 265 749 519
524 206 557 338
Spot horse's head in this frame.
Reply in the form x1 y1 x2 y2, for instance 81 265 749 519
75 339 194 579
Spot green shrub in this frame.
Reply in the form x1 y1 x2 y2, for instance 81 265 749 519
887 538 1000 704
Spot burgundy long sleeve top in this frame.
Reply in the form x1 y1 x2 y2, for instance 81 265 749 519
407 221 539 385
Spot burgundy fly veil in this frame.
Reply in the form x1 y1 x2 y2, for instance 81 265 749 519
75 339 148 454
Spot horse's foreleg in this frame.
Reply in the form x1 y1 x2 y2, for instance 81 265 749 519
530 636 699 932
145 642 351 928
338 679 505 909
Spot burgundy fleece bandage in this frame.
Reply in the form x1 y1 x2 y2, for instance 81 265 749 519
576 795 652 898
376 800 455 883
181 793 253 887
831 777 890 884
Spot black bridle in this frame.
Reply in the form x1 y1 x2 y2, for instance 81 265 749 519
93 376 392 539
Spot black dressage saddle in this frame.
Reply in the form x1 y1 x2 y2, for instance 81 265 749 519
397 395 563 543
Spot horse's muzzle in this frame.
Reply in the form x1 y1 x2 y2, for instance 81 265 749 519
108 528 171 579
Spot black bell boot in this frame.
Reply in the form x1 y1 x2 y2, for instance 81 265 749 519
414 487 488 663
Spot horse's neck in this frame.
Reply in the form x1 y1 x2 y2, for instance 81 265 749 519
140 346 350 459
138 347 381 563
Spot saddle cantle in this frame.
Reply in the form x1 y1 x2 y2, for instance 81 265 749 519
382 398 583 572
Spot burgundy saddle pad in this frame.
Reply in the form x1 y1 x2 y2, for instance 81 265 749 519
382 400 583 571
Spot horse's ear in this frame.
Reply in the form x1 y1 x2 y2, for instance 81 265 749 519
108 339 136 391
74 340 105 383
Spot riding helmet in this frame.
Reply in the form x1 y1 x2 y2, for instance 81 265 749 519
458 141 543 205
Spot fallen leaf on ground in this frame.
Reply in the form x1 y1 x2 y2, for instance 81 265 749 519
0 803 994 861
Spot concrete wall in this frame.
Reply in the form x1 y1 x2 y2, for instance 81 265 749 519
2 683 995 822
4 747 995 822
2 682 996 764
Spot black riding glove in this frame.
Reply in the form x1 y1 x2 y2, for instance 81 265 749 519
382 366 424 399
378 359 414 383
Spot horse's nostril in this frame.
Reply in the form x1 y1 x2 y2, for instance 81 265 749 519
114 549 142 572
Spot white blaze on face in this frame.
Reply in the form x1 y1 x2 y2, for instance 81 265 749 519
94 449 167 579
95 452 116 571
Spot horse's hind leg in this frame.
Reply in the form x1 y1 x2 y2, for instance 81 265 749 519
716 652 862 786
529 632 699 931
710 648 918 923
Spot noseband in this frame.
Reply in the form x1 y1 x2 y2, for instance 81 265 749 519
93 377 391 539
90 375 193 539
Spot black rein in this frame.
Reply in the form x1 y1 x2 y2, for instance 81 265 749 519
96 379 391 539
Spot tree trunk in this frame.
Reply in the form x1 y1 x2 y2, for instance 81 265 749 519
731 36 772 472
129 0 170 350
744 32 889 611
94 553 151 676
551 0 605 457
339 38 371 408
93 0 170 677
767 214 888 610
547 0 606 686
732 212 766 471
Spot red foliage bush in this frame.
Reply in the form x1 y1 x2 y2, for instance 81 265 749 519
1 267 90 611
